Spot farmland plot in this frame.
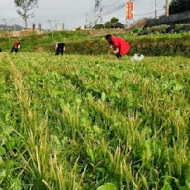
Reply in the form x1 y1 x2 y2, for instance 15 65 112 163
0 53 190 190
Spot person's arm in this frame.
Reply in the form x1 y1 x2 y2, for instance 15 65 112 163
113 47 119 54
55 43 58 50
63 43 66 51
109 45 119 54
18 44 20 49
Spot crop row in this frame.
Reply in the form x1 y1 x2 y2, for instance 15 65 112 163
1 53 190 189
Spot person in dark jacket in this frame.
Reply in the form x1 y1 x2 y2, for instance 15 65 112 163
105 34 130 59
10 42 21 53
55 42 65 55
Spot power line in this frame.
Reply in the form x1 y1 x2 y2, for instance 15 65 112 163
104 4 125 16
134 9 164 17
86 0 166 27
102 0 123 10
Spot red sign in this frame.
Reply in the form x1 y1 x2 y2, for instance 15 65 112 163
126 1 134 20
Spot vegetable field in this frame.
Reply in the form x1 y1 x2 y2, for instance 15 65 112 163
0 53 190 190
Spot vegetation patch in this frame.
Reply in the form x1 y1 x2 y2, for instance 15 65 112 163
0 53 189 189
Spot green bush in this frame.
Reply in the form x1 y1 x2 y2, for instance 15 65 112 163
131 28 142 34
95 24 105 29
65 36 190 57
0 48 2 52
138 24 190 36
174 24 190 33
151 25 169 34
137 25 170 35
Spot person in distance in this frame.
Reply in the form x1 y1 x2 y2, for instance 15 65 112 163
10 42 21 54
55 42 66 55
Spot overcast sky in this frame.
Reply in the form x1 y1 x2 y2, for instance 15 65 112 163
0 0 166 30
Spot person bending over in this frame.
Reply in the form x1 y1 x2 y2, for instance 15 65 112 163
10 42 21 54
55 42 65 55
105 34 130 59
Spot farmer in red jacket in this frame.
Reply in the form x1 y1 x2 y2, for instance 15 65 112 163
10 42 21 54
105 34 130 59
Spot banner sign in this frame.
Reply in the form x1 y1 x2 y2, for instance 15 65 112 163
126 1 134 20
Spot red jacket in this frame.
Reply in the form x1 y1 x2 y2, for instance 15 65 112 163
14 42 20 48
111 37 130 56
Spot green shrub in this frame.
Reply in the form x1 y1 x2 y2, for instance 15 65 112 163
95 24 105 29
131 27 142 34
150 25 169 34
138 25 170 36
65 36 190 57
174 24 190 33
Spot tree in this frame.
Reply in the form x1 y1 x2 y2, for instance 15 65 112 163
94 24 104 29
105 17 122 28
110 17 119 24
14 0 39 29
169 0 190 14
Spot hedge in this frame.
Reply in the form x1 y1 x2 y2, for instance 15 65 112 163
0 33 189 57
64 37 190 57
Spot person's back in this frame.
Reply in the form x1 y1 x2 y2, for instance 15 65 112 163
105 34 131 59
110 36 130 56
10 42 20 53
14 42 20 48
55 42 65 55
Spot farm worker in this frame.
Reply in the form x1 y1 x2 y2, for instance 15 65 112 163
105 34 131 59
10 42 21 54
55 42 65 55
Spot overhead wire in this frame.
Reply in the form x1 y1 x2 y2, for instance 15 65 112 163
86 0 166 27
134 9 164 17
104 4 125 16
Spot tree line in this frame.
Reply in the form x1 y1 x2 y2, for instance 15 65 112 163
170 0 190 14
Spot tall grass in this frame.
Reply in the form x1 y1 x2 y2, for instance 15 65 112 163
0 53 189 189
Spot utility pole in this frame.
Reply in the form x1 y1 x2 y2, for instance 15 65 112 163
94 0 99 26
85 13 88 28
100 8 103 24
155 0 157 19
166 0 170 17
94 0 102 26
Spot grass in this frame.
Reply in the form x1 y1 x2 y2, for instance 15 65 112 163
0 53 190 189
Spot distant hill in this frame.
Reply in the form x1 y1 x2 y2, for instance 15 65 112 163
0 24 23 31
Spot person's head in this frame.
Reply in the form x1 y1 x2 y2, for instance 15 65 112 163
105 34 112 43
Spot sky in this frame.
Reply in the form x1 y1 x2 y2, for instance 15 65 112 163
0 0 166 30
